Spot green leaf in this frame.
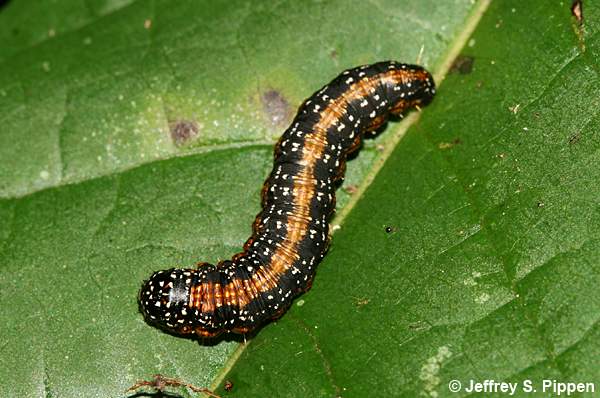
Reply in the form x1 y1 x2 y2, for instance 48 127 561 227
214 1 600 397
0 1 477 396
3 1 597 398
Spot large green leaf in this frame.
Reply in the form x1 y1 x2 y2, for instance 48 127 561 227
215 1 600 397
0 0 472 199
2 0 597 397
0 1 477 397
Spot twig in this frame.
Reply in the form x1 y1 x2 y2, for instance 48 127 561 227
126 374 222 398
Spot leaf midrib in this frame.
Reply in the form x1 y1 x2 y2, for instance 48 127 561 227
208 0 493 390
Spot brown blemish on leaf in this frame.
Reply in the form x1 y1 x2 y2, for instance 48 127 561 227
568 132 581 145
571 0 583 24
352 296 370 307
170 120 199 146
571 0 585 51
438 138 462 149
450 55 475 74
344 184 358 195
261 89 292 128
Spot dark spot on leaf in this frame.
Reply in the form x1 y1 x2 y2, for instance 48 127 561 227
261 89 292 127
537 201 545 208
224 380 234 392
385 226 396 234
569 132 581 145
330 49 338 59
170 120 199 146
450 55 475 74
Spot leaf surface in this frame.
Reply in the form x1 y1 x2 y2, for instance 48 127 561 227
0 1 478 397
215 1 600 397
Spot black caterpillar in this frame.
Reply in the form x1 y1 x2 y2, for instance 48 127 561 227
139 61 435 337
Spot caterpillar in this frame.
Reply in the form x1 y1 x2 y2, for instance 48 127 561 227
139 61 435 337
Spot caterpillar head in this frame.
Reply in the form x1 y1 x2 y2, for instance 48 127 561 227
139 268 195 334
409 68 436 106
388 65 436 115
